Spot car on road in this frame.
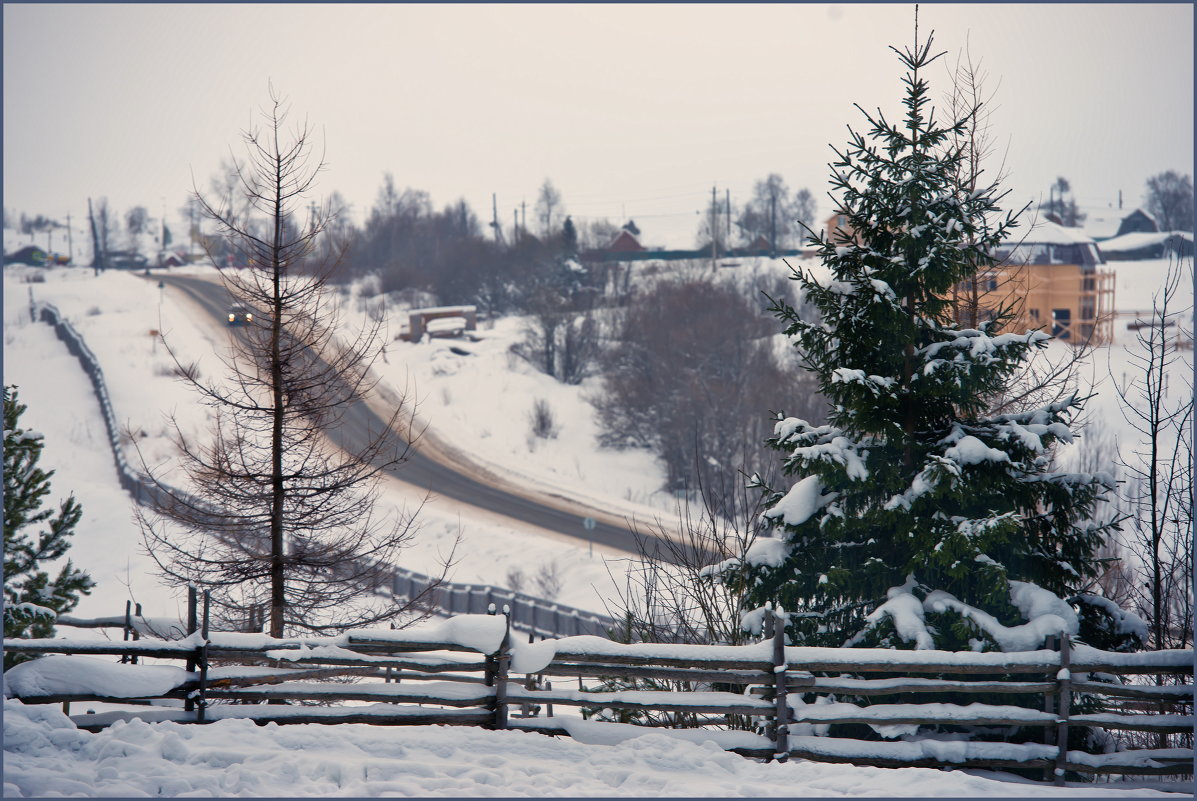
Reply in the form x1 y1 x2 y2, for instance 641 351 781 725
228 305 254 326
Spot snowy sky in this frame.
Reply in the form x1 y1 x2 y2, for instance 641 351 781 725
3 3 1193 242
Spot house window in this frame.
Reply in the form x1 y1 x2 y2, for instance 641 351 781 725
1080 298 1096 320
1029 308 1040 322
1052 308 1071 339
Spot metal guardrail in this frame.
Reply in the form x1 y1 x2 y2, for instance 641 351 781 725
33 301 619 640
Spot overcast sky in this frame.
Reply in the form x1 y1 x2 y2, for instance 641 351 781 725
4 3 1193 246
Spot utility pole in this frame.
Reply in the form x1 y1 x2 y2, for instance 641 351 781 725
710 185 718 270
66 213 73 264
725 188 731 251
770 190 777 257
87 197 102 276
491 193 500 244
521 200 526 235
513 209 518 243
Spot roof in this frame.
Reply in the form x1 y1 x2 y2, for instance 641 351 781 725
1098 230 1193 253
1017 219 1097 245
605 229 645 252
1076 205 1124 240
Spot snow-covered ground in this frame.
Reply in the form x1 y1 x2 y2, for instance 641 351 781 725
3 699 1186 797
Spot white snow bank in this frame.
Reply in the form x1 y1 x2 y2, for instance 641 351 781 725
2 700 1179 797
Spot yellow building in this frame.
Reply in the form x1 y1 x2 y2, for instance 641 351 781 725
959 221 1115 346
822 214 1116 345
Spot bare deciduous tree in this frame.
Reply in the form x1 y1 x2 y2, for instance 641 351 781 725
138 87 442 638
941 43 1099 421
124 205 150 240
88 197 116 273
535 179 563 238
1144 170 1194 233
1112 256 1193 651
736 174 816 253
592 275 824 516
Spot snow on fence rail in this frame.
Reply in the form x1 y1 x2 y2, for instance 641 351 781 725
5 600 1192 783
33 301 619 641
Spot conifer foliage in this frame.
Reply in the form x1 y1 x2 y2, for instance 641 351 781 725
721 26 1130 653
3 386 93 664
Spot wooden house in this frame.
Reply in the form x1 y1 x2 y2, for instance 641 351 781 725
821 210 1116 344
605 228 646 253
957 221 1115 345
1115 208 1159 237
4 245 48 266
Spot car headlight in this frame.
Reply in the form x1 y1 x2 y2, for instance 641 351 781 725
228 314 235 322
246 313 253 322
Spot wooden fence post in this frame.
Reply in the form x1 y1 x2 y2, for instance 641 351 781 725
1053 635 1072 786
131 603 142 664
771 605 790 763
1042 634 1057 783
493 606 511 730
484 604 497 690
521 633 536 718
196 590 211 723
121 600 133 664
184 586 198 713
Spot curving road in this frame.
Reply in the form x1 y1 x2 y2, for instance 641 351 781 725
151 273 687 563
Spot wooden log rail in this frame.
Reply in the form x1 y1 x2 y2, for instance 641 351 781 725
5 608 1193 781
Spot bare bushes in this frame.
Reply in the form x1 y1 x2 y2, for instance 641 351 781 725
591 276 823 514
594 474 767 729
504 560 562 600
529 398 558 440
518 305 601 386
513 263 603 386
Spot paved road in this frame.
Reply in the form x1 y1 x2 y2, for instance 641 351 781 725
152 273 681 562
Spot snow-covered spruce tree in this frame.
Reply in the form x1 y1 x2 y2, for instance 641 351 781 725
719 28 1134 657
3 386 94 667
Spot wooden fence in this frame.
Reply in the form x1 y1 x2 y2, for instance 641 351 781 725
5 598 1192 785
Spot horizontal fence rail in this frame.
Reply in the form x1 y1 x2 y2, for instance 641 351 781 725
5 604 1192 784
32 301 619 640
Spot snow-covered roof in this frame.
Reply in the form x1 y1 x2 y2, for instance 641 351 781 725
1098 230 1193 253
1018 219 1097 245
1076 205 1124 240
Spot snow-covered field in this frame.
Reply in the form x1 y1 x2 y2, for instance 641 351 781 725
2 235 1192 796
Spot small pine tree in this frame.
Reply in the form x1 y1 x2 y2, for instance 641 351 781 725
721 24 1131 655
4 386 94 666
